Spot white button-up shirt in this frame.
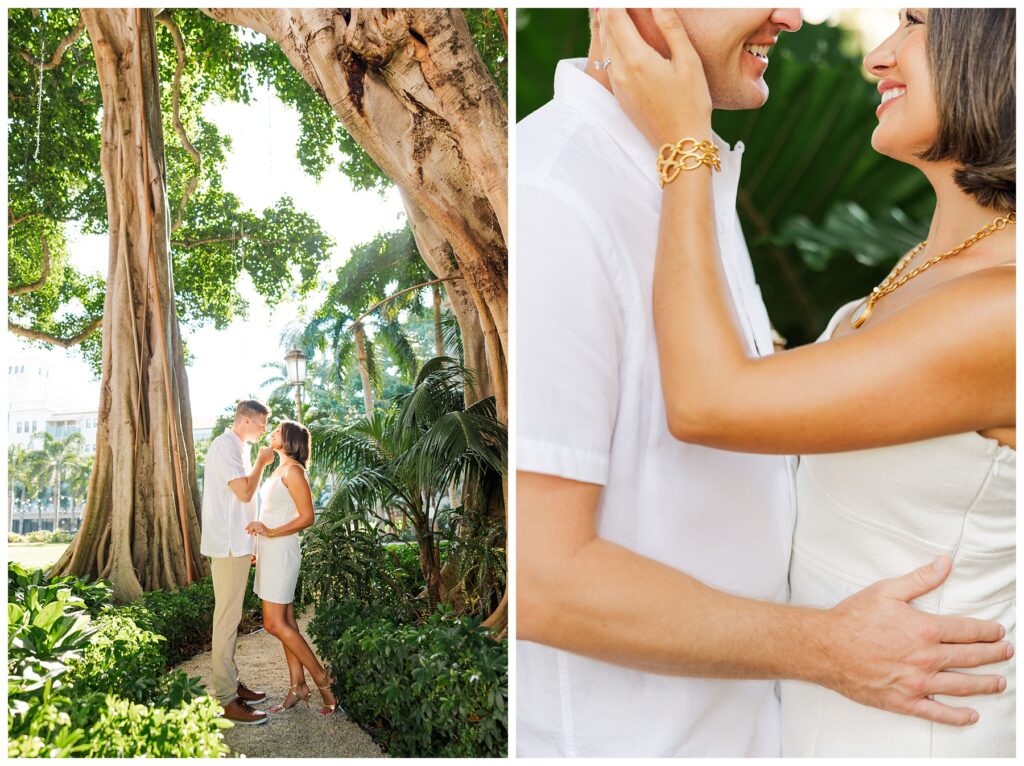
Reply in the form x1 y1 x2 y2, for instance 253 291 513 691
517 59 796 757
200 429 257 558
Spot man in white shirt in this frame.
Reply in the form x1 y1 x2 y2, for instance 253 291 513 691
517 9 1009 757
200 399 275 725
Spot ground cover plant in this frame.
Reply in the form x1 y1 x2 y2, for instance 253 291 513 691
6 562 247 757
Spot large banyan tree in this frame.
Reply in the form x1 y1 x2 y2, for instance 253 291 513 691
9 8 508 626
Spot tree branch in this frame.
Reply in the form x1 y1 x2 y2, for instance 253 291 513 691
495 9 508 41
20 15 86 71
353 277 464 326
8 317 102 348
155 11 201 233
9 235 52 296
170 233 291 249
8 211 41 229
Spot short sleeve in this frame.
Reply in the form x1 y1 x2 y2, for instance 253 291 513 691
217 437 248 483
517 184 622 485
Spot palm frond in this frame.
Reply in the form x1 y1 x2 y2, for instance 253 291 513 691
376 318 419 382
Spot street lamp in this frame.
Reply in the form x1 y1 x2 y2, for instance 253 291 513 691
284 347 307 424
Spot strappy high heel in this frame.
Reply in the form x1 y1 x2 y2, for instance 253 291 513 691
269 682 310 713
315 671 338 716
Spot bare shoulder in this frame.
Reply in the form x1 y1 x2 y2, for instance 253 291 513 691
882 265 1017 365
923 264 1015 330
280 462 309 488
888 264 1015 329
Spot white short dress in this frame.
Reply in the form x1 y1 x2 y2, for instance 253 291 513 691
253 473 302 605
781 301 1015 756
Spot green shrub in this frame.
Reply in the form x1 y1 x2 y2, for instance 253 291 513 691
48 529 75 544
311 601 507 757
25 529 53 543
6 563 233 758
138 570 261 666
8 582 98 721
64 610 166 702
386 541 427 596
139 583 213 666
9 691 229 759
82 694 231 758
8 561 113 617
8 532 25 543
303 512 417 622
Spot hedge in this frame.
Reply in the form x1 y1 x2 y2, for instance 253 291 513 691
308 599 508 757
7 562 237 757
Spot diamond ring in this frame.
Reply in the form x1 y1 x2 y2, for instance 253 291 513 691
593 57 612 71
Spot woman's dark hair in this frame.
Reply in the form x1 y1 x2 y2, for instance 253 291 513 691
919 9 1015 212
279 420 311 467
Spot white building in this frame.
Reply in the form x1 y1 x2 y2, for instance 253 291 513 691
8 353 100 452
8 353 215 453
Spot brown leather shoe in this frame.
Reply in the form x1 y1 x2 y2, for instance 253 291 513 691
221 698 268 725
236 680 267 704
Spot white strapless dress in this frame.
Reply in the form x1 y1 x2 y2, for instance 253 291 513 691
253 475 302 605
781 300 1016 757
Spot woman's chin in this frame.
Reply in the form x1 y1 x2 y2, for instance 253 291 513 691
869 128 902 162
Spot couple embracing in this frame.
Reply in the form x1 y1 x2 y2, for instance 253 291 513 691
518 8 1014 757
199 399 337 725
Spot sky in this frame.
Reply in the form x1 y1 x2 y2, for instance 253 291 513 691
10 84 407 424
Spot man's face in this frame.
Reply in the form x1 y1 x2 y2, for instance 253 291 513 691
245 413 268 443
634 9 803 110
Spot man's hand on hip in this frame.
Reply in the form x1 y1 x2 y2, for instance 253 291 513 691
819 556 1011 727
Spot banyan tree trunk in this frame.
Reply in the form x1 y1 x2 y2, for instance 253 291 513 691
49 9 207 602
402 191 492 405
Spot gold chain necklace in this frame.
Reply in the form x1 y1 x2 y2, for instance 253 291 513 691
850 211 1016 329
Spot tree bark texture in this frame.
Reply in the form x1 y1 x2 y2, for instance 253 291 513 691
50 9 208 602
402 191 493 406
202 8 508 424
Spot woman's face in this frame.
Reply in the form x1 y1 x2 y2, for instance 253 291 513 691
269 424 283 451
863 8 939 163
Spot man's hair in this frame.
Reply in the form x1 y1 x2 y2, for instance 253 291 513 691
235 399 269 420
918 9 1015 212
279 420 311 468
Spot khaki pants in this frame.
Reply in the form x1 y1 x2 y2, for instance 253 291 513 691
210 555 252 704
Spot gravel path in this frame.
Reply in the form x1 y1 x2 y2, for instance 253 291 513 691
175 612 384 758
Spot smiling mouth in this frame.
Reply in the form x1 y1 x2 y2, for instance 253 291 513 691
742 43 772 62
877 87 907 116
880 87 906 105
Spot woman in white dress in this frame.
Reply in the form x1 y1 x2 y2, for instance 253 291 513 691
245 420 338 715
597 8 1014 756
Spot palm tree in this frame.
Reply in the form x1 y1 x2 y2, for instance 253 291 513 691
300 225 433 418
311 357 506 610
35 432 86 532
65 456 93 531
8 445 42 533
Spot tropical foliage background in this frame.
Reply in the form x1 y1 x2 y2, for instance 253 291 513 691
517 9 934 346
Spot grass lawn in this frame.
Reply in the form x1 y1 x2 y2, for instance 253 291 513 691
8 543 69 569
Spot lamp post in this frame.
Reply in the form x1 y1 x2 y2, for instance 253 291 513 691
284 348 307 425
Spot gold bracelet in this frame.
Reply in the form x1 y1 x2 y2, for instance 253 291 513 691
267 527 275 538
657 138 721 187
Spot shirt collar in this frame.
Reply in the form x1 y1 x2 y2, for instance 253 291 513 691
553 58 744 202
